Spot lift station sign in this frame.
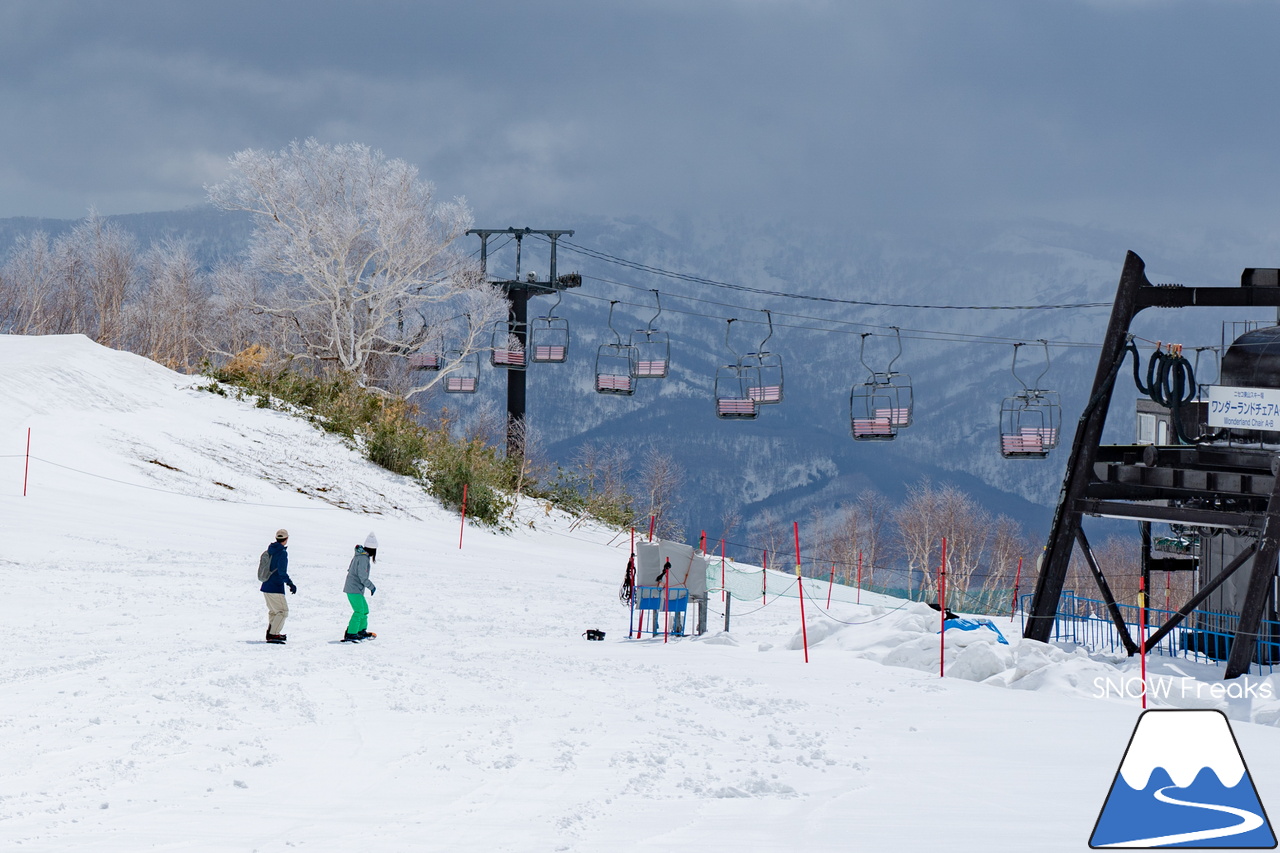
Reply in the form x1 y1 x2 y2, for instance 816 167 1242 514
1207 385 1280 430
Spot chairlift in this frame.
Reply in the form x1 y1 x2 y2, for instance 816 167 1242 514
442 349 479 394
407 352 441 371
741 309 783 404
490 316 527 369
630 290 671 379
530 289 569 364
715 319 760 420
851 329 913 440
999 341 1061 459
595 301 638 395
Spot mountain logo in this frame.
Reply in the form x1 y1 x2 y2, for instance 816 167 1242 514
1090 709 1276 848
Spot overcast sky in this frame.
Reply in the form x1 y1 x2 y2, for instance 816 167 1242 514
2 1 1279 237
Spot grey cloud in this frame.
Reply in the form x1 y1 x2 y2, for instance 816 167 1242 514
2 0 1280 238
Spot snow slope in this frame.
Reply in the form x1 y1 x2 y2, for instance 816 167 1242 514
1 334 1278 852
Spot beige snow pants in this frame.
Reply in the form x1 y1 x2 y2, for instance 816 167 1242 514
263 592 289 634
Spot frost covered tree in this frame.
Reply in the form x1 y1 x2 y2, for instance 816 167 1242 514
637 446 685 542
126 238 209 371
206 139 504 394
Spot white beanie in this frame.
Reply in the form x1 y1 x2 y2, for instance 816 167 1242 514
364 532 379 549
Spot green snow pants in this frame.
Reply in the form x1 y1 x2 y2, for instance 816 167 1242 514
346 593 369 634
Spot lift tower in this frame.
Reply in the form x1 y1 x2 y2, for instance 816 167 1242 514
467 227 578 459
1026 251 1280 679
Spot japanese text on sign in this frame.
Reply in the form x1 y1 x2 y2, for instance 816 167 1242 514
1207 385 1280 430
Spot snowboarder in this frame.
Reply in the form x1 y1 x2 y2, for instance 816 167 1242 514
261 529 297 644
342 533 378 643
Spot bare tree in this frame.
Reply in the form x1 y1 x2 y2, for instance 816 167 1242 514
751 508 789 573
206 139 505 393
983 514 1034 613
895 478 945 600
69 211 136 349
571 441 634 529
935 484 992 610
637 445 685 542
128 239 209 370
0 231 60 334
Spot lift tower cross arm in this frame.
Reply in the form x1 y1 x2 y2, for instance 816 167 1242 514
467 228 578 460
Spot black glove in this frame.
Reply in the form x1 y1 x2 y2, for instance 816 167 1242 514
369 584 376 596
288 583 297 594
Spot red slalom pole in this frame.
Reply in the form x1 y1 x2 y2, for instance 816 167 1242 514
1140 578 1150 707
939 537 948 678
648 515 655 542
663 562 670 644
23 427 31 497
795 521 809 663
630 527 637 638
1009 556 1024 623
458 482 468 549
856 551 863 605
826 562 835 608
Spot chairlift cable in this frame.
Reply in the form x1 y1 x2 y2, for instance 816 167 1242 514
570 278 1109 350
538 236 1113 311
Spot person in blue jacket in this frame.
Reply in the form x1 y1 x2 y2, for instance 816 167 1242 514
261 528 297 644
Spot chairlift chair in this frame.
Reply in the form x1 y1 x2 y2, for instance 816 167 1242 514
530 289 569 363
442 349 479 394
742 310 782 404
595 301 638 395
714 319 760 420
630 290 670 379
850 330 913 440
998 341 1061 459
407 352 441 371
490 319 527 369
715 364 760 419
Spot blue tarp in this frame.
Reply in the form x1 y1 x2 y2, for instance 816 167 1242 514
942 617 1009 645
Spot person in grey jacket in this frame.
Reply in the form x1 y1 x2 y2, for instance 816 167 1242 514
342 533 378 642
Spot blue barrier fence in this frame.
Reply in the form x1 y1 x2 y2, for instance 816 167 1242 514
1020 592 1280 676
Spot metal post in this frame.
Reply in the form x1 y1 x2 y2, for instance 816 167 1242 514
1076 528 1139 655
506 285 528 460
723 594 731 632
466 227 576 465
1226 473 1280 678
1026 251 1148 642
